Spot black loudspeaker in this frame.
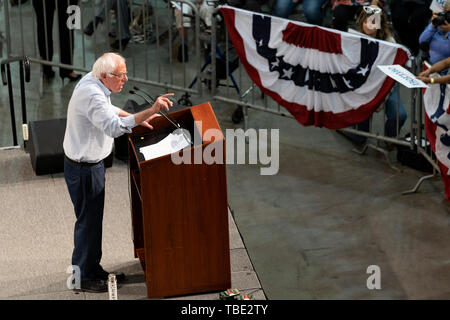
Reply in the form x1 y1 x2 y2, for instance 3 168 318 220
114 99 147 162
28 118 113 175
28 118 67 175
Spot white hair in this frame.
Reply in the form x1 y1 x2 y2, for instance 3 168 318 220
91 53 125 79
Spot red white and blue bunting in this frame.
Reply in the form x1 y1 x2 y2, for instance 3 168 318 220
220 5 410 129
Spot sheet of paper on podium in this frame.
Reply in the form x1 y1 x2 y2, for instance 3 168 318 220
139 131 190 161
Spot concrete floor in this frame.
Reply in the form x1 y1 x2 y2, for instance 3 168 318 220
1 1 450 300
0 148 264 300
226 112 450 299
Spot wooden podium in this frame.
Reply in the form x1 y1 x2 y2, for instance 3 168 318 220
127 102 231 298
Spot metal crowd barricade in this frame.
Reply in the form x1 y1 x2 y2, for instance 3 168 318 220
0 0 4 58
2 0 202 95
402 60 441 195
209 7 416 168
0 55 31 150
0 0 443 198
337 57 417 171
0 0 205 149
208 6 443 196
210 8 293 133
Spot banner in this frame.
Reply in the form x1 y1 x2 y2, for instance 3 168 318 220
378 65 428 88
220 5 410 129
423 64 450 200
430 0 447 13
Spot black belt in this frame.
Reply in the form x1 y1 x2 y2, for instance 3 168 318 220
65 155 102 167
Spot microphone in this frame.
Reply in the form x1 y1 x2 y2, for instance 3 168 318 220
129 90 180 130
129 90 193 145
133 86 175 113
133 86 155 101
132 87 182 128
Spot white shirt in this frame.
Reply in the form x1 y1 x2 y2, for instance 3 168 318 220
63 72 136 163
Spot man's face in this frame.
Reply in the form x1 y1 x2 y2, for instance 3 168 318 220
101 61 128 93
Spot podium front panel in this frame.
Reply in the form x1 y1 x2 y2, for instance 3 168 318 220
128 103 231 298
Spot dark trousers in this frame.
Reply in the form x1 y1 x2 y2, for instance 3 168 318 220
64 158 105 281
332 5 361 31
390 0 432 56
32 0 78 77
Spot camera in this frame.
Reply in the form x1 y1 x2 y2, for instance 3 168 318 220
432 11 450 27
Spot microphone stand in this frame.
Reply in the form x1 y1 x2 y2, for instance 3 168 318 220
129 90 180 129
133 86 182 129
129 90 193 145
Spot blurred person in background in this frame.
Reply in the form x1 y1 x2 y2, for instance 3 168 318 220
390 0 432 56
272 0 328 26
33 0 81 82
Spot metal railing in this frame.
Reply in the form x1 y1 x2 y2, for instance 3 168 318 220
210 8 415 160
207 7 444 197
2 0 202 94
403 61 441 195
0 2 445 199
0 0 207 149
0 55 30 149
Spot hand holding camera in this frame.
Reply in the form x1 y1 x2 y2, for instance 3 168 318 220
432 11 450 32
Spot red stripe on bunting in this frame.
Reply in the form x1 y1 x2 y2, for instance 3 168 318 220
424 113 450 200
282 22 343 54
422 62 450 200
220 7 409 130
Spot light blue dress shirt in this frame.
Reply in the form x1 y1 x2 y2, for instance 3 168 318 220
63 72 136 163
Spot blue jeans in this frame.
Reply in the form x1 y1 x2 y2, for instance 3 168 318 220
345 84 407 143
384 83 407 138
273 0 327 25
64 158 106 281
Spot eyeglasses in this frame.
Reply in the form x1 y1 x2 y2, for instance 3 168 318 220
109 72 128 79
363 5 382 15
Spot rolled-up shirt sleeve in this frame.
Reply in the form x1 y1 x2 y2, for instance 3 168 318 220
111 104 121 116
119 114 136 133
87 94 137 138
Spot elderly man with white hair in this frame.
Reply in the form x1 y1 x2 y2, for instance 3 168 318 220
63 52 173 293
